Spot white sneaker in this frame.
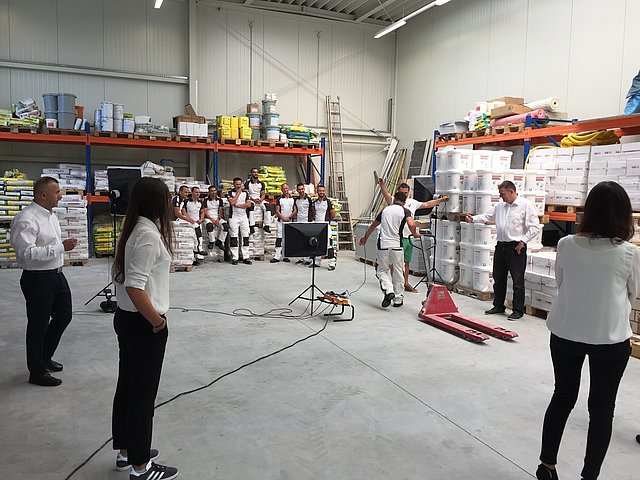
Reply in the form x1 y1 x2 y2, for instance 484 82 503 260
392 295 404 307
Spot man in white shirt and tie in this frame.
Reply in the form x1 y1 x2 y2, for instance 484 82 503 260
466 180 541 320
10 177 78 386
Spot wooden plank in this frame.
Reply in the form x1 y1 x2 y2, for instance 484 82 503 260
173 135 211 144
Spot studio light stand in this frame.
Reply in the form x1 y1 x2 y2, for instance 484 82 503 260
289 236 325 315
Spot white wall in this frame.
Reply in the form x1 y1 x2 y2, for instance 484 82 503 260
395 0 640 152
194 2 395 216
0 0 190 180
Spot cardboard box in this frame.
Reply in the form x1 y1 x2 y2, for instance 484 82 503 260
491 104 532 119
531 291 555 312
572 146 591 156
621 141 640 152
185 103 197 116
591 144 621 156
488 96 525 105
173 115 205 128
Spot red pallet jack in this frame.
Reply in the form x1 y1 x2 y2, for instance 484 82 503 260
418 284 518 343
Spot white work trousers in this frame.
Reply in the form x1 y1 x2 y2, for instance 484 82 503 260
377 247 404 296
312 224 337 268
204 218 227 259
275 221 287 260
249 201 272 227
229 216 250 261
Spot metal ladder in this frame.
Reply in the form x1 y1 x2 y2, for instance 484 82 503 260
326 96 354 250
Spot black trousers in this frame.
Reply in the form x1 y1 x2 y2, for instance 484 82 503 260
19 270 72 376
492 241 527 313
112 308 168 466
540 334 630 480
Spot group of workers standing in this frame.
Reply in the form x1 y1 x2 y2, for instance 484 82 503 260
171 167 338 269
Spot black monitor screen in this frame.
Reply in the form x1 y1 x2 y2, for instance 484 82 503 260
283 222 329 258
107 168 142 215
412 175 435 216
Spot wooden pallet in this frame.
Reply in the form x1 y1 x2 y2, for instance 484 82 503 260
287 142 319 149
170 263 193 272
436 133 456 142
0 125 39 134
45 128 84 136
94 252 114 258
456 129 489 140
506 299 550 319
409 270 427 277
64 259 88 267
631 335 640 359
545 204 581 214
93 131 133 139
453 284 494 301
60 189 85 196
132 132 172 141
257 140 288 148
491 123 526 135
220 138 254 146
356 256 377 267
249 255 265 261
173 135 211 144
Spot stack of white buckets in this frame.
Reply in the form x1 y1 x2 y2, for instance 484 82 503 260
432 147 547 291
95 101 125 133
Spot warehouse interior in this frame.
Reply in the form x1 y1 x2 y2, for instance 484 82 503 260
1 0 640 479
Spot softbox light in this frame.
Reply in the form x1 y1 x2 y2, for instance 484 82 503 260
283 222 329 258
107 167 142 215
412 175 435 216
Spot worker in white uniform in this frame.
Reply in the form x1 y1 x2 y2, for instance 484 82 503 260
311 184 337 271
293 183 314 265
378 178 448 293
181 186 206 265
359 191 419 308
244 168 272 234
201 185 227 261
227 177 252 265
271 183 296 263
171 185 189 222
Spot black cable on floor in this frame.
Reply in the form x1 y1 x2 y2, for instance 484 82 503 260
63 308 330 480
347 242 368 295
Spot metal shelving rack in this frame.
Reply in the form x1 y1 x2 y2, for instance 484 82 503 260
433 113 640 223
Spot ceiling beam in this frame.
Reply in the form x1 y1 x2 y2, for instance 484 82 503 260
355 0 401 22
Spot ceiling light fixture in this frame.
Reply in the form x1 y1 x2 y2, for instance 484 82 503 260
374 0 454 39
154 0 164 8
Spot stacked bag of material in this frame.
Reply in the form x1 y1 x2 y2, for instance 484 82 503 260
172 221 196 268
142 161 175 191
94 170 109 192
42 164 87 191
3 98 44 129
55 194 89 262
92 214 121 256
280 123 319 145
258 166 287 195
0 227 16 266
0 176 34 223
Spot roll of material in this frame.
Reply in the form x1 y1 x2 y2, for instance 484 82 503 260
490 109 546 127
525 97 560 112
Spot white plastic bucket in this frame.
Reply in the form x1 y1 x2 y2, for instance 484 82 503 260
474 223 497 245
460 222 475 244
525 170 546 192
461 191 476 214
123 118 135 133
113 103 124 120
440 219 461 242
435 171 446 193
476 170 494 191
489 171 504 190
94 109 101 130
504 169 525 192
441 259 460 284
101 116 113 132
458 262 473 288
262 100 277 114
439 239 460 261
101 101 113 118
475 190 493 214
445 171 463 192
435 151 448 172
472 150 493 170
524 191 546 215
113 118 123 133
447 150 472 171
459 242 473 265
473 244 495 267
462 170 477 191
473 265 494 292
445 191 460 213
45 118 57 128
433 218 443 240
492 150 513 171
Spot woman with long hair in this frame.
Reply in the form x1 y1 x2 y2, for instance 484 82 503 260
536 181 640 480
111 177 178 480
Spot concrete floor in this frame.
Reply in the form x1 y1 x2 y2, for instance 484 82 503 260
0 253 639 480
